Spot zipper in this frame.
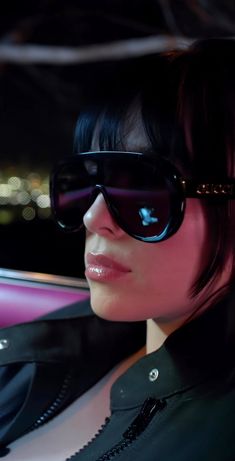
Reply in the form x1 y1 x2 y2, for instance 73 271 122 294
66 416 111 461
97 398 166 461
66 397 166 461
28 371 73 432
0 372 73 458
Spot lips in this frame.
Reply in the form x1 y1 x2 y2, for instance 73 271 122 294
85 253 131 282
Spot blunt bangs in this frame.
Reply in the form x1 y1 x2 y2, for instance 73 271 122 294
73 55 190 175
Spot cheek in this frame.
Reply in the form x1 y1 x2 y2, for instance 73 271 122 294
168 201 207 273
123 200 208 319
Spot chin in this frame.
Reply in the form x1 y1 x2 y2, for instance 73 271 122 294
89 289 148 322
90 294 120 321
89 286 130 321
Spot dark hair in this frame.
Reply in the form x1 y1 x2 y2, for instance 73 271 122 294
73 38 235 299
171 38 235 298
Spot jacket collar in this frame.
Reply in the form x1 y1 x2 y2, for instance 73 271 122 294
111 287 235 410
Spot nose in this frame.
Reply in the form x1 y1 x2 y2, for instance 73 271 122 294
83 192 125 239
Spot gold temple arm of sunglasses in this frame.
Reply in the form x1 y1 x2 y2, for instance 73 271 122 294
181 179 235 197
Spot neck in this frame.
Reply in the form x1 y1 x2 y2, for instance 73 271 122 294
146 278 232 355
146 316 188 354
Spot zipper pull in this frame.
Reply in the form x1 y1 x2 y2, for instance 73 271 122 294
123 397 166 440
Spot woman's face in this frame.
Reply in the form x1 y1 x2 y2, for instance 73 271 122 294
83 124 212 323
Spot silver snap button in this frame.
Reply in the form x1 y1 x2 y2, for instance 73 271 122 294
149 368 159 382
0 339 10 350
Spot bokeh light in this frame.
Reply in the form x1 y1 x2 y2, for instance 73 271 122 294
22 206 36 221
0 167 52 223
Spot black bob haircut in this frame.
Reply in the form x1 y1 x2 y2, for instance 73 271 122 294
74 38 235 300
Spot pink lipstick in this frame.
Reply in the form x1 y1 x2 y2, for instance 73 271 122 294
85 253 131 282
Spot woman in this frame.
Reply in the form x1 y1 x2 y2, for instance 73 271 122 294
50 38 235 460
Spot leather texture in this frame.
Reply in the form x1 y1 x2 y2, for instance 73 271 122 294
0 299 146 450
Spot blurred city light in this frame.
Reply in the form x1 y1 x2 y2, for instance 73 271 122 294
0 166 52 224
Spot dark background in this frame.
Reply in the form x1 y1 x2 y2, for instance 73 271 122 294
0 0 234 278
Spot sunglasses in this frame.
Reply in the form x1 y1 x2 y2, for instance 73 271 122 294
50 151 235 242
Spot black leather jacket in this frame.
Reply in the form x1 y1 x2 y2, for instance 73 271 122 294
0 300 146 456
67 289 235 461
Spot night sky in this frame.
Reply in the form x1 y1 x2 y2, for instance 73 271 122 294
0 1 233 169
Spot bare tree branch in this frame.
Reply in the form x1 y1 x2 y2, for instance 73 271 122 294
0 35 193 65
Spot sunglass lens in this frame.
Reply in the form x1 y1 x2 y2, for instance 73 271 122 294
99 157 172 240
106 183 171 241
52 162 93 231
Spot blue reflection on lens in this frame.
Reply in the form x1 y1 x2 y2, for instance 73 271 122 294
139 207 159 226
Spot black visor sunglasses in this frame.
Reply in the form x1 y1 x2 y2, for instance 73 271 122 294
50 151 235 243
